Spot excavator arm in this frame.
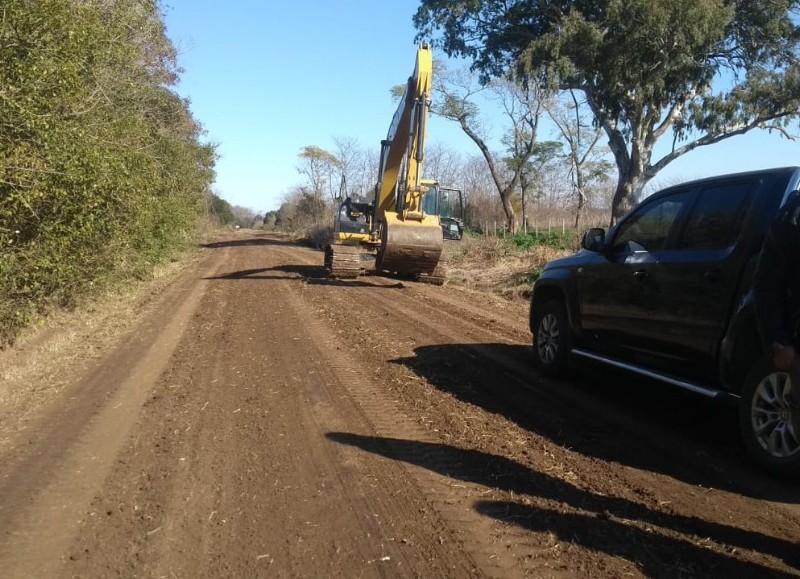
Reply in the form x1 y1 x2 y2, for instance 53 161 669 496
325 44 445 282
374 45 431 220
371 44 443 277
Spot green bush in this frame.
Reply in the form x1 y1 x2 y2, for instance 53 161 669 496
0 0 216 346
511 230 578 251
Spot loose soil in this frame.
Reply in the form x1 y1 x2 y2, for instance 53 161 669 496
0 231 798 578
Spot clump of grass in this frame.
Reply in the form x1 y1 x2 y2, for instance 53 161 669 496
511 230 579 251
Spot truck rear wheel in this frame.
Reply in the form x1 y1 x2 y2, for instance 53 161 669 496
739 357 800 477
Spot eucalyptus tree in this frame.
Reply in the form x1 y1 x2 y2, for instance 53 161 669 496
415 0 800 223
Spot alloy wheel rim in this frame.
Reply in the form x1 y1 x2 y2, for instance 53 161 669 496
537 313 559 364
751 371 800 459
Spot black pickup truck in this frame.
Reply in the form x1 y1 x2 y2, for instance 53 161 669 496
529 166 800 475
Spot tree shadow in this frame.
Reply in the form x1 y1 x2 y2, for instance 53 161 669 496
203 265 405 288
204 265 324 280
327 432 798 577
200 235 300 249
388 342 799 503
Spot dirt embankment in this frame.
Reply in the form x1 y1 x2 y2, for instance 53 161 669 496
0 231 797 578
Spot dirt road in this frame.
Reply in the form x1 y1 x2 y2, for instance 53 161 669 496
0 231 798 578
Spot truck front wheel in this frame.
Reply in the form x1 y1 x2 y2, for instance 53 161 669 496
739 357 800 477
532 300 572 378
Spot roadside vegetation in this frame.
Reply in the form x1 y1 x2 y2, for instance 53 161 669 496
440 230 576 299
0 0 216 346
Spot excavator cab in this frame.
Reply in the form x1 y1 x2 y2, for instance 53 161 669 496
333 197 372 238
421 183 465 241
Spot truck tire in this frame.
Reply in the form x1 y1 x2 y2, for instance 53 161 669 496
739 357 800 477
532 300 572 378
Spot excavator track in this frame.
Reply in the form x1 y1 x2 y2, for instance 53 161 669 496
415 264 447 286
324 244 363 279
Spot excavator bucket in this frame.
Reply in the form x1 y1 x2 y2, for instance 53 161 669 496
377 213 442 276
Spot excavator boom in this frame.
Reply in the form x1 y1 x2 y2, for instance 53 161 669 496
372 44 442 278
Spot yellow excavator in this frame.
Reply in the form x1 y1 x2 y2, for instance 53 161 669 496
324 44 458 285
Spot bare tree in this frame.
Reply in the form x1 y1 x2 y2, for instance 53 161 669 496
548 90 614 228
332 136 373 201
424 143 464 189
297 145 341 202
432 62 551 232
460 155 505 230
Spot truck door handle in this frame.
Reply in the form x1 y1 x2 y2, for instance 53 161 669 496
633 270 649 280
704 270 722 282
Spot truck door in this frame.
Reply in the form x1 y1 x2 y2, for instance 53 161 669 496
643 180 755 381
576 189 693 359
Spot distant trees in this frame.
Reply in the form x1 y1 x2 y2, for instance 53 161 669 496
297 145 341 202
272 134 611 237
414 0 800 223
274 51 622 236
210 194 237 226
0 0 216 344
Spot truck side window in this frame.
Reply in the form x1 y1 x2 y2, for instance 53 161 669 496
677 182 752 250
612 191 692 253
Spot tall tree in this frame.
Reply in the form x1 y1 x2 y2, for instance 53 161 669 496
424 143 464 191
511 140 562 230
415 0 800 223
332 136 373 201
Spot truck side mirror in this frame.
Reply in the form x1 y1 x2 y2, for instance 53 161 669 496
581 228 606 252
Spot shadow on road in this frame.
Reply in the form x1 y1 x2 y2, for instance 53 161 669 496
389 342 799 503
203 265 323 280
203 265 405 288
201 235 301 249
327 432 798 577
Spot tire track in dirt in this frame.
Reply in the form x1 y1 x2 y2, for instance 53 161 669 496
0 248 229 578
285 243 531 341
249 265 485 578
279 279 527 577
264 245 558 575
250 247 489 578
62 238 483 578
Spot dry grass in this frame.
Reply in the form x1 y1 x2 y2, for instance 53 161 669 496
441 235 573 300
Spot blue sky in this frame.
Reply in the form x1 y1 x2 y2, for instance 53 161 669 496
162 1 800 213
